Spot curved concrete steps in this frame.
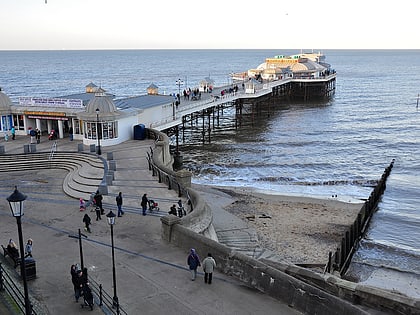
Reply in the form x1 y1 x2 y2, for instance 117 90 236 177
0 152 104 200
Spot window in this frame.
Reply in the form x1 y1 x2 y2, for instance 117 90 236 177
73 119 81 134
84 120 118 140
12 114 25 130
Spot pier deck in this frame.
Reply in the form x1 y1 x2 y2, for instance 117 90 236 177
152 74 336 131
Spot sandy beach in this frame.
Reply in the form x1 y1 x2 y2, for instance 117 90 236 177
210 186 364 267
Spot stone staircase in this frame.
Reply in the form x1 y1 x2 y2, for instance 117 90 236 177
0 151 104 200
216 229 266 258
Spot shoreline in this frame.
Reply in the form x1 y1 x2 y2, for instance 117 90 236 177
199 184 420 300
201 184 363 266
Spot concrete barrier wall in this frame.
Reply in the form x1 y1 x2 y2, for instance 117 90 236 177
168 223 370 315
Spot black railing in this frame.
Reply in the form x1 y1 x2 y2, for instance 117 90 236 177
0 262 38 315
146 149 191 203
88 276 127 315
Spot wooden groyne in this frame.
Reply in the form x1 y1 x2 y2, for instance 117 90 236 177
325 159 395 276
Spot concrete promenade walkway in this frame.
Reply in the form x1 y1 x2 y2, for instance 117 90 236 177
0 134 301 314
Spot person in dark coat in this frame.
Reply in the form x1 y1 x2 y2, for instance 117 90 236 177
83 213 91 233
168 204 177 216
74 268 87 303
71 264 79 301
187 248 201 281
141 193 148 216
7 239 19 259
116 192 124 217
95 204 101 221
35 128 41 143
94 190 104 214
82 282 94 309
68 126 73 141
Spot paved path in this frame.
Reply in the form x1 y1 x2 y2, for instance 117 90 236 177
0 135 301 314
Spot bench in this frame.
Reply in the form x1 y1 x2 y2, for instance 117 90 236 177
1 244 21 268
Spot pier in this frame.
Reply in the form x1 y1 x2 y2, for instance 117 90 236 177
154 74 336 145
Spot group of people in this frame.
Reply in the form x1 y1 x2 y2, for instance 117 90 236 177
70 265 93 308
81 191 186 232
187 248 217 284
29 128 41 144
82 190 126 232
7 238 33 259
3 126 15 141
168 199 187 218
81 190 104 232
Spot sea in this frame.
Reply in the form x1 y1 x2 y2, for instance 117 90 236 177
1 49 419 298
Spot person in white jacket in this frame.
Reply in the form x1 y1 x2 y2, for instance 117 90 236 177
202 253 216 284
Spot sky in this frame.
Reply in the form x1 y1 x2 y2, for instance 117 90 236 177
1 0 419 50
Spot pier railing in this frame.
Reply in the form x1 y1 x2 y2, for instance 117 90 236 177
325 159 395 276
150 74 336 130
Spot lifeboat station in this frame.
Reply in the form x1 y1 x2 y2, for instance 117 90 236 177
0 52 336 150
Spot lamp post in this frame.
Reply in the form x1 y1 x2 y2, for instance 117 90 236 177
95 108 101 155
106 211 119 314
7 186 32 315
176 78 183 98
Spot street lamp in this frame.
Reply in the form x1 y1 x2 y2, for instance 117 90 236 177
176 78 183 99
7 186 32 315
106 211 119 314
95 108 101 155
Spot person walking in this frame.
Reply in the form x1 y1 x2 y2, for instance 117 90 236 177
36 128 41 143
141 193 148 216
187 248 201 281
29 128 36 144
79 198 86 211
83 213 92 233
25 238 33 258
202 253 217 284
94 190 104 214
11 126 15 140
95 203 101 221
69 126 73 141
116 192 124 217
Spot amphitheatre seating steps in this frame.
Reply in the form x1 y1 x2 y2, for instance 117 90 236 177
0 152 104 200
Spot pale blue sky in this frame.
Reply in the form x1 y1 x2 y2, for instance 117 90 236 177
1 0 418 50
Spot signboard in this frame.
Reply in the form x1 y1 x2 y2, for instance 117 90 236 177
27 115 68 121
25 111 66 117
18 97 83 109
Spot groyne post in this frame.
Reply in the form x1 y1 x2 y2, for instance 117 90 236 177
329 159 395 276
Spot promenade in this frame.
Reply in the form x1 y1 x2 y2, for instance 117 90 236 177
0 134 301 314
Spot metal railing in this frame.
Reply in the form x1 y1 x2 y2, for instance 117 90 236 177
0 262 38 315
48 141 57 168
87 276 128 315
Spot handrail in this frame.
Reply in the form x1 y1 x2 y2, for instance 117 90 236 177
48 141 57 169
48 141 57 160
0 262 38 315
87 276 128 315
149 74 336 130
